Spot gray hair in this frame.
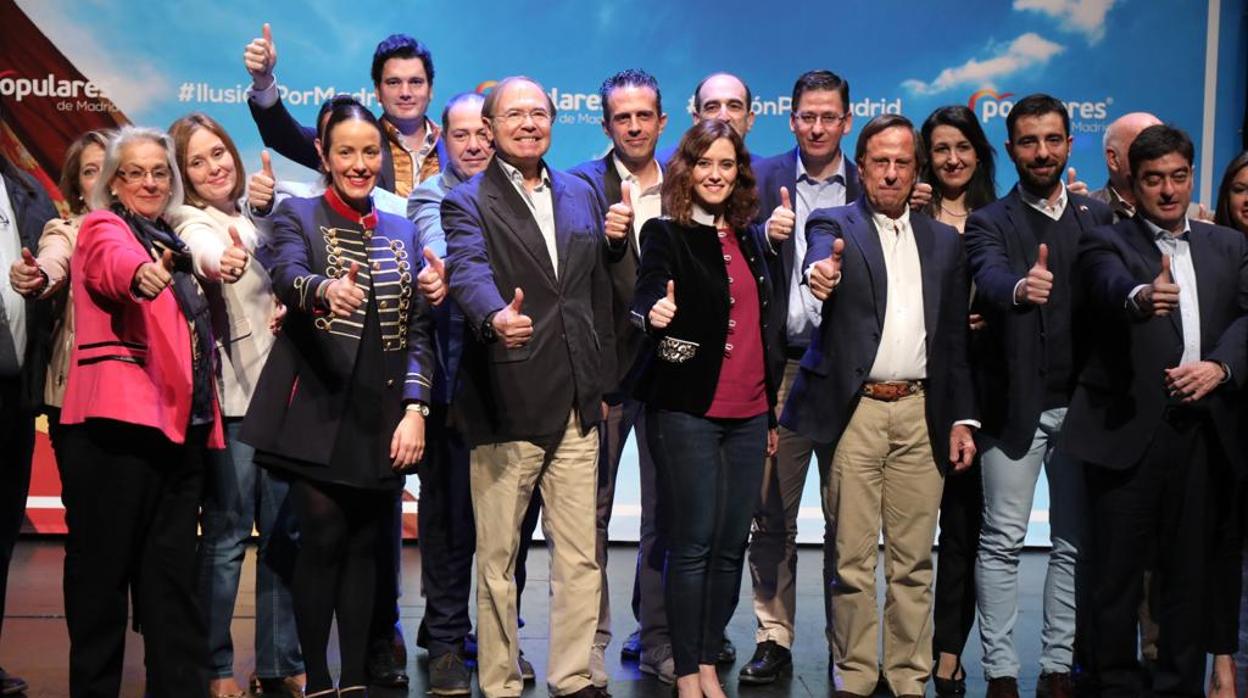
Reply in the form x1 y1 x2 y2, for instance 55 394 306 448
87 125 184 217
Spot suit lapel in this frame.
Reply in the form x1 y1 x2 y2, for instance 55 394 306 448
844 159 862 203
846 199 887 329
1004 188 1039 267
551 171 574 282
1187 222 1218 346
779 148 800 286
1124 216 1183 340
912 214 941 342
484 160 557 283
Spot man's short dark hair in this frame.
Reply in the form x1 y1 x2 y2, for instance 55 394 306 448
440 91 485 132
598 69 662 120
791 70 850 110
854 113 924 171
370 34 435 86
692 72 751 113
1005 93 1069 142
1128 124 1195 178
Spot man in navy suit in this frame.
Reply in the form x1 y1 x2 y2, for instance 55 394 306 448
963 93 1113 698
782 114 977 698
442 76 617 698
1064 124 1248 698
0 150 55 697
568 68 677 683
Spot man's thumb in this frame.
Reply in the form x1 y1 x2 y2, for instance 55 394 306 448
780 186 792 210
262 22 274 48
423 246 444 273
665 279 676 301
1036 243 1049 270
831 237 845 260
509 287 524 313
1067 166 1077 185
20 247 36 267
620 180 632 208
1158 254 1172 283
260 150 273 178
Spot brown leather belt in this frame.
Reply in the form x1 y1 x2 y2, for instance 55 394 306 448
861 381 924 401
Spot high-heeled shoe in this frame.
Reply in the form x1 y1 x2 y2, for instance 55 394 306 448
932 656 966 697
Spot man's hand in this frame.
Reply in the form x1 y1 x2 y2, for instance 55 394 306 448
766 186 796 243
268 299 286 335
134 249 175 300
908 181 933 210
242 23 277 87
949 424 976 472
248 151 276 215
1017 243 1053 305
604 180 633 242
1066 167 1088 196
324 261 365 318
809 238 844 301
417 247 446 306
969 313 986 331
9 247 45 297
220 226 249 283
492 288 533 348
1133 254 1180 317
390 410 425 471
649 280 677 329
1164 361 1226 403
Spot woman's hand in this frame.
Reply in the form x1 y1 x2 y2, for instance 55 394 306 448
268 299 287 334
323 262 365 318
649 279 677 329
133 250 175 300
766 428 779 457
220 227 249 283
390 410 426 471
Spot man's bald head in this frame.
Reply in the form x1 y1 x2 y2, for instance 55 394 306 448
1104 112 1162 190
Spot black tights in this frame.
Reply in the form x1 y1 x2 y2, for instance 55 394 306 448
292 479 389 693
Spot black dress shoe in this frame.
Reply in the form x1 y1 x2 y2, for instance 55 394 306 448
366 642 410 688
715 636 736 665
738 641 792 685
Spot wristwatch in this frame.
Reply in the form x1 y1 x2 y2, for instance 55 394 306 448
405 401 430 417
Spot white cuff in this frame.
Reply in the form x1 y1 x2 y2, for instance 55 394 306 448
247 76 279 109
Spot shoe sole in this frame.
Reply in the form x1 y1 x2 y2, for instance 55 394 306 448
429 686 472 696
639 664 675 685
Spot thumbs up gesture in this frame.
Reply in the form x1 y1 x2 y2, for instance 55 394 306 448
1018 243 1053 305
649 280 678 329
604 180 634 241
766 186 796 243
248 150 277 215
1065 167 1088 196
1135 254 1180 317
9 246 47 297
133 248 175 300
809 238 845 301
491 287 533 348
325 261 366 318
219 226 250 283
417 246 446 306
243 23 278 87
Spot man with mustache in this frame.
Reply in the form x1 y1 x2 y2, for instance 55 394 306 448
964 93 1112 698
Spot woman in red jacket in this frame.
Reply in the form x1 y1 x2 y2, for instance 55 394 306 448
58 126 221 698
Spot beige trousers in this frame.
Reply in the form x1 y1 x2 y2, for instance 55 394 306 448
470 411 601 698
826 393 945 696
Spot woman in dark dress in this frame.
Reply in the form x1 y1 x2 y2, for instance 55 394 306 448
241 99 434 698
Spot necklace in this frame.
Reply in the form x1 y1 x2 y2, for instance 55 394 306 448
940 204 969 218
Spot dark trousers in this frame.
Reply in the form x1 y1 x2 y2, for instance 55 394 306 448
0 379 34 643
370 488 403 655
648 409 767 677
1087 409 1228 697
933 459 983 659
59 420 210 698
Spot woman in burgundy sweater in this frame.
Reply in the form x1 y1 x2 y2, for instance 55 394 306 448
632 119 778 698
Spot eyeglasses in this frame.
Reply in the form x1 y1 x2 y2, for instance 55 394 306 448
496 109 552 127
116 167 173 184
794 111 847 127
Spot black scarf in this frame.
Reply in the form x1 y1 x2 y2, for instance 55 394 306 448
111 203 216 425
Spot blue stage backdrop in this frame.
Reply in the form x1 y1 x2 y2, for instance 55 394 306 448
4 0 1245 544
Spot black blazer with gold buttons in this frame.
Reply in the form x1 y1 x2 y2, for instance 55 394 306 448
630 217 778 423
241 191 434 467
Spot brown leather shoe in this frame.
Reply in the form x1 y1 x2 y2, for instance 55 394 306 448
1038 672 1073 698
987 676 1021 698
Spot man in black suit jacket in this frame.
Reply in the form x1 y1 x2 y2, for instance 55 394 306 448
963 94 1113 698
1064 125 1248 698
443 76 616 698
739 69 862 684
568 68 678 683
781 115 977 698
0 151 55 696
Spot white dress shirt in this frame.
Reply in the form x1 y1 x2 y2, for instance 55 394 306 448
612 154 662 250
0 175 25 370
498 158 558 276
1144 216 1201 365
867 206 926 381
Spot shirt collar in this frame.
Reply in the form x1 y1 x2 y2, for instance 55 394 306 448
868 201 911 232
691 203 716 227
1018 181 1068 217
498 157 551 190
611 152 663 193
795 152 846 185
1143 214 1192 241
381 116 440 154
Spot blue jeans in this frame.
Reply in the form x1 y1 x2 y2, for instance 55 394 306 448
975 407 1084 678
647 409 767 677
198 419 303 679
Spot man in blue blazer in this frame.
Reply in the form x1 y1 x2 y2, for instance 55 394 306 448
1064 125 1248 698
781 115 977 698
963 94 1113 698
442 76 617 698
741 69 861 685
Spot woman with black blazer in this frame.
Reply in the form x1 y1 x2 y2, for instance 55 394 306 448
632 119 778 698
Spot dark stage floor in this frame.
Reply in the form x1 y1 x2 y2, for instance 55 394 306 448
2 540 1062 697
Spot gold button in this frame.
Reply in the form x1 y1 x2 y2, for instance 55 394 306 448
386 379 394 387
373 261 382 271
380 300 389 309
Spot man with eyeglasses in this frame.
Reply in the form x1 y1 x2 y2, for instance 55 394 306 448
0 145 56 697
738 69 861 685
442 75 618 698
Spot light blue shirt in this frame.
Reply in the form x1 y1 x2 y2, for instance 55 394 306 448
788 155 846 344
406 168 463 259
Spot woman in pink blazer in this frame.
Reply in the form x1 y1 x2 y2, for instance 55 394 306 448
57 125 221 698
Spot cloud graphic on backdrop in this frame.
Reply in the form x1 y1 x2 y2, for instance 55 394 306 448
1013 0 1116 44
902 32 1064 96
15 0 171 114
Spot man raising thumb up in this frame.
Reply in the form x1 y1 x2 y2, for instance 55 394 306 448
1015 242 1053 305
491 287 533 349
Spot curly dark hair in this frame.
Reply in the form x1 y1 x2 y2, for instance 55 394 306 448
662 120 758 230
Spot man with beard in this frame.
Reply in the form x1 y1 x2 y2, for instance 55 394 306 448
963 94 1112 698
